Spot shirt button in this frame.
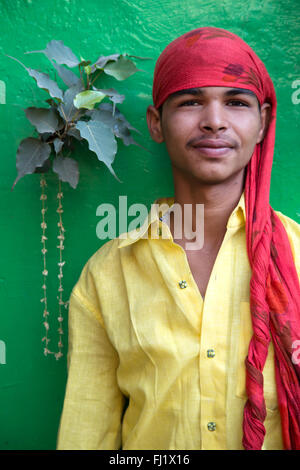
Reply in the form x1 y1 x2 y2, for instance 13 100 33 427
207 422 216 432
179 280 187 289
207 349 215 358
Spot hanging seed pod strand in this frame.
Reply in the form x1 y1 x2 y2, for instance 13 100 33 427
40 175 53 356
56 178 65 360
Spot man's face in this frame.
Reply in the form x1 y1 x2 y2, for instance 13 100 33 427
147 87 270 185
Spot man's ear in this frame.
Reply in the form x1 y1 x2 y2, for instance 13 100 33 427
146 105 164 143
257 102 272 143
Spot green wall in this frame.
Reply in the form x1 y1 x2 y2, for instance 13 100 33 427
0 0 299 450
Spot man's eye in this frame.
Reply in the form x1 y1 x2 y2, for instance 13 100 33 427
179 99 200 106
227 100 249 107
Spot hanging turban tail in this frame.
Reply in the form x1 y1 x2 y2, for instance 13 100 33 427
152 27 300 450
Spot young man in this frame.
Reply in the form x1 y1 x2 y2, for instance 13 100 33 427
57 27 300 450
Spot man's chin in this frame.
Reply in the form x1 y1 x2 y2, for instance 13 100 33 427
185 169 235 185
172 162 247 186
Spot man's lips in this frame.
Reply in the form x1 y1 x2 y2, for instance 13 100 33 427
189 138 235 157
191 138 235 148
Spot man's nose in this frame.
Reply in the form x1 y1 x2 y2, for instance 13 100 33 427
198 101 228 133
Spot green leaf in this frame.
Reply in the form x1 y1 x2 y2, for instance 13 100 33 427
92 87 125 105
91 54 120 73
99 102 140 132
6 54 64 101
33 158 52 174
51 60 81 87
32 40 80 68
86 108 116 129
73 90 106 110
53 155 79 188
6 54 63 101
28 68 64 101
87 103 140 147
12 138 51 190
58 81 85 122
84 64 92 75
40 132 53 142
103 56 139 81
53 138 64 154
75 120 119 179
67 126 83 141
127 54 152 60
114 120 138 146
24 107 63 133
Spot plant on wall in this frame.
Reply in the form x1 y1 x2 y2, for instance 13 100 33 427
7 40 146 359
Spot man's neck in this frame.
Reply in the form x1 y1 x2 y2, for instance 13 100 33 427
170 171 245 251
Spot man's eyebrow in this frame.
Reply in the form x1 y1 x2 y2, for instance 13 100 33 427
224 88 257 99
168 87 257 99
168 88 203 99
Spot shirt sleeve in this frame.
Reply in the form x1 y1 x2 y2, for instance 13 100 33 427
56 288 125 450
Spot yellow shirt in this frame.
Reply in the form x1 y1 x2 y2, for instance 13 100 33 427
56 193 300 450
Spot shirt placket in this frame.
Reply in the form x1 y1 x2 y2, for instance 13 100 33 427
197 228 235 449
156 214 240 449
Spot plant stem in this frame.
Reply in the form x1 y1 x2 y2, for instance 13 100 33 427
78 64 85 87
90 69 104 87
70 110 81 122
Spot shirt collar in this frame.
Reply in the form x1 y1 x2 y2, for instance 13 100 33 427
227 191 246 229
118 192 246 248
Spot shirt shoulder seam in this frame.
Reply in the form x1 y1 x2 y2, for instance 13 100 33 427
71 288 105 328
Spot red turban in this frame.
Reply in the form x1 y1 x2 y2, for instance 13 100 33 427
152 27 300 450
